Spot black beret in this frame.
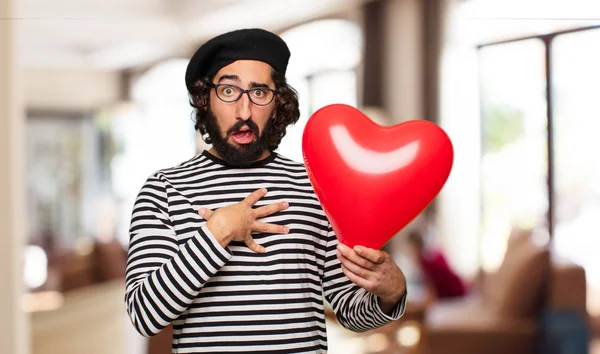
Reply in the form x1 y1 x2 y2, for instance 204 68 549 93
185 28 291 90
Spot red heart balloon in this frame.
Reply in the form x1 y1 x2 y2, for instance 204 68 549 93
302 104 454 250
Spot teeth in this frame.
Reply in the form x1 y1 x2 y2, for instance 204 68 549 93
233 131 252 141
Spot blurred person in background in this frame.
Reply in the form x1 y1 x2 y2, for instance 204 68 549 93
407 229 468 300
125 28 408 353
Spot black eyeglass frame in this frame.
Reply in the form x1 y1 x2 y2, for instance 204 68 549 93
207 82 279 106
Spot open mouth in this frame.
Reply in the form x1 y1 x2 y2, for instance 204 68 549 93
231 130 255 144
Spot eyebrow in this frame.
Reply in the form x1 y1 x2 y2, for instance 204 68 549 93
249 81 270 89
217 74 240 83
216 74 272 89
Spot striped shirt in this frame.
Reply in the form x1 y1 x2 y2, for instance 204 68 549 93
125 150 407 353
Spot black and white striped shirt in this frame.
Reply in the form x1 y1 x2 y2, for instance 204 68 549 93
125 150 406 353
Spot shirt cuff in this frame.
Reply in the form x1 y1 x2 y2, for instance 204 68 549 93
196 224 233 259
374 290 408 321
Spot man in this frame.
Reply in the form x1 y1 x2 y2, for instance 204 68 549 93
125 28 407 353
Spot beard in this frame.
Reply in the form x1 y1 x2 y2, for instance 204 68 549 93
204 107 277 167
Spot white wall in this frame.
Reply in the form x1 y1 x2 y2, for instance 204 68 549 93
437 30 482 278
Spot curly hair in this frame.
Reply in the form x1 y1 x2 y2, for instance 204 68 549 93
188 69 300 151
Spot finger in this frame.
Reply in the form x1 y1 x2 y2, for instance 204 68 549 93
198 208 214 220
337 251 372 279
354 246 387 264
252 222 290 234
254 201 289 218
242 188 268 206
337 243 378 270
340 264 375 292
244 235 265 253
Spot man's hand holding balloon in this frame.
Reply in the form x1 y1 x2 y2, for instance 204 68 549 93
336 243 407 315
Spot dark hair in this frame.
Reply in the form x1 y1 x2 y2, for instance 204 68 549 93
188 69 300 151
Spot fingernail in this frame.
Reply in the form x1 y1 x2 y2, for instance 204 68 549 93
198 209 205 217
337 244 345 252
284 227 290 233
262 188 268 193
283 202 289 208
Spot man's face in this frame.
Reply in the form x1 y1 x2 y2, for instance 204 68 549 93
205 60 277 166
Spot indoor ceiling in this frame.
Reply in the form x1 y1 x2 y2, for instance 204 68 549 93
454 0 600 44
16 0 375 71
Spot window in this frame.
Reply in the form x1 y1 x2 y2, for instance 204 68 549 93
551 28 600 289
109 59 198 246
478 26 600 284
26 113 93 249
478 39 548 270
277 19 363 163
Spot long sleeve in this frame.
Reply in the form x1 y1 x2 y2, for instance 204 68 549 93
322 225 407 332
125 174 233 337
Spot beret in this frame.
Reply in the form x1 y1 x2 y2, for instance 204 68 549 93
185 28 291 90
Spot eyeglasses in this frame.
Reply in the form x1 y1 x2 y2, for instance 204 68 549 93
208 83 278 106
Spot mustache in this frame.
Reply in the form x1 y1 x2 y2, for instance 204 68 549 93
227 119 259 136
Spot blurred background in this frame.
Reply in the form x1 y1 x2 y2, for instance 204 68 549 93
1 0 600 353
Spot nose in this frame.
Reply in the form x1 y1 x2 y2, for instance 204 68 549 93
236 92 252 121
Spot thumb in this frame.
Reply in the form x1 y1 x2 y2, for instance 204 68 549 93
198 208 214 220
244 234 265 254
